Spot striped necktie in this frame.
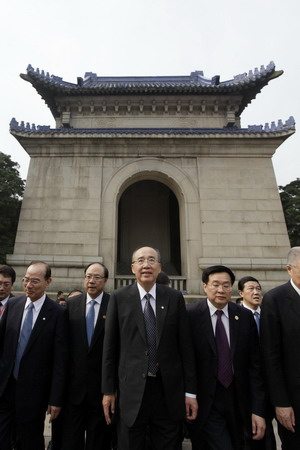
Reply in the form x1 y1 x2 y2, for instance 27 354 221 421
144 293 158 375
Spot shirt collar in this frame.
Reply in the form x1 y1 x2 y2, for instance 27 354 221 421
242 302 261 314
137 283 156 300
25 294 46 311
207 298 229 318
86 292 103 304
0 296 9 306
291 279 300 295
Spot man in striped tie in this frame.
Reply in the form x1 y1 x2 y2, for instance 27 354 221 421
102 246 198 450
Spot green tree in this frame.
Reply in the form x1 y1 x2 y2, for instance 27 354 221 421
0 152 25 263
279 178 300 247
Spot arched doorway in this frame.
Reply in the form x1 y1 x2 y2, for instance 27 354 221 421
117 180 181 275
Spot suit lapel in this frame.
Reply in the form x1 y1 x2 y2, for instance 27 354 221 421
199 300 216 354
130 284 147 345
228 302 240 357
90 292 109 349
24 296 53 353
285 281 300 317
156 285 169 348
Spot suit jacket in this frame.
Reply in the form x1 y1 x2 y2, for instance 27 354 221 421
260 280 300 410
0 295 68 422
187 299 265 431
102 283 197 428
66 292 110 406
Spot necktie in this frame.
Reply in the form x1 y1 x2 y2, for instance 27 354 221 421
86 300 96 346
13 302 34 379
215 310 233 388
0 301 5 319
144 293 158 375
254 311 260 334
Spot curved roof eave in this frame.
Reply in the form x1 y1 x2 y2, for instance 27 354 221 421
20 63 283 118
9 117 295 140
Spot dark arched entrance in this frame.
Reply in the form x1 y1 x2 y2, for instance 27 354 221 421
117 180 181 275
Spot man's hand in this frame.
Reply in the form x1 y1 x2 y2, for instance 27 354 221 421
103 394 116 425
275 406 295 432
47 405 61 423
251 414 266 440
185 396 198 421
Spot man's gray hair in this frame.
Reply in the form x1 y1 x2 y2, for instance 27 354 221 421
287 247 300 266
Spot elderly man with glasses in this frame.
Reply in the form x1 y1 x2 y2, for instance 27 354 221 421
0 260 68 450
102 246 198 450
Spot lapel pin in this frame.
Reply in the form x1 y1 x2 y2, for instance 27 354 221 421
161 306 165 309
43 317 46 320
235 315 239 320
102 315 106 319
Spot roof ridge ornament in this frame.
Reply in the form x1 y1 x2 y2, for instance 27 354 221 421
247 117 295 133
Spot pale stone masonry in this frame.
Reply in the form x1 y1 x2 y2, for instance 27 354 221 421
8 62 295 294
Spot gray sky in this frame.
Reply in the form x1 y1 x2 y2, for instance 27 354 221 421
1 0 299 186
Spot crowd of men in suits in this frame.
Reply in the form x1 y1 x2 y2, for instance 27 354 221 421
0 245 300 450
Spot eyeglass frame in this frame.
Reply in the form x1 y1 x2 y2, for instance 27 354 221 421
84 275 106 281
205 282 232 292
132 257 160 266
22 277 43 285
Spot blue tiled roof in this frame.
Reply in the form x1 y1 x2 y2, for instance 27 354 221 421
22 62 280 91
19 63 283 118
10 117 295 137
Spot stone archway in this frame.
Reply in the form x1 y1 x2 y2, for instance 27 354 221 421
100 158 201 292
117 180 181 275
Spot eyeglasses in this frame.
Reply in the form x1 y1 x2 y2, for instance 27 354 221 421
206 283 232 291
84 275 105 282
23 277 41 285
132 257 159 266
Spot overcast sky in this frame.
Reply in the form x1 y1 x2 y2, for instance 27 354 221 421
1 0 298 186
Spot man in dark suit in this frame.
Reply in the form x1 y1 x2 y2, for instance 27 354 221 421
0 264 16 319
187 265 265 450
260 246 300 449
0 261 68 450
102 246 198 450
238 276 277 450
62 262 112 450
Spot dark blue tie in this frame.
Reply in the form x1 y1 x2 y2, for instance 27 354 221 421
86 300 96 346
144 293 158 375
13 302 34 379
215 310 233 388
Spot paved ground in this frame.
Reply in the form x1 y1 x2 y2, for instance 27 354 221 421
43 419 282 449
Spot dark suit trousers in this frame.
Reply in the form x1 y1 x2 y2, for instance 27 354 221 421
118 372 181 450
190 382 243 450
62 397 112 450
0 377 45 450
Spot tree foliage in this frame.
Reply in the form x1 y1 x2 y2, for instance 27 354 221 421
279 178 300 247
0 152 25 263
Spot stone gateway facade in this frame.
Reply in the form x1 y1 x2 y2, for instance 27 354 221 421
8 62 295 294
